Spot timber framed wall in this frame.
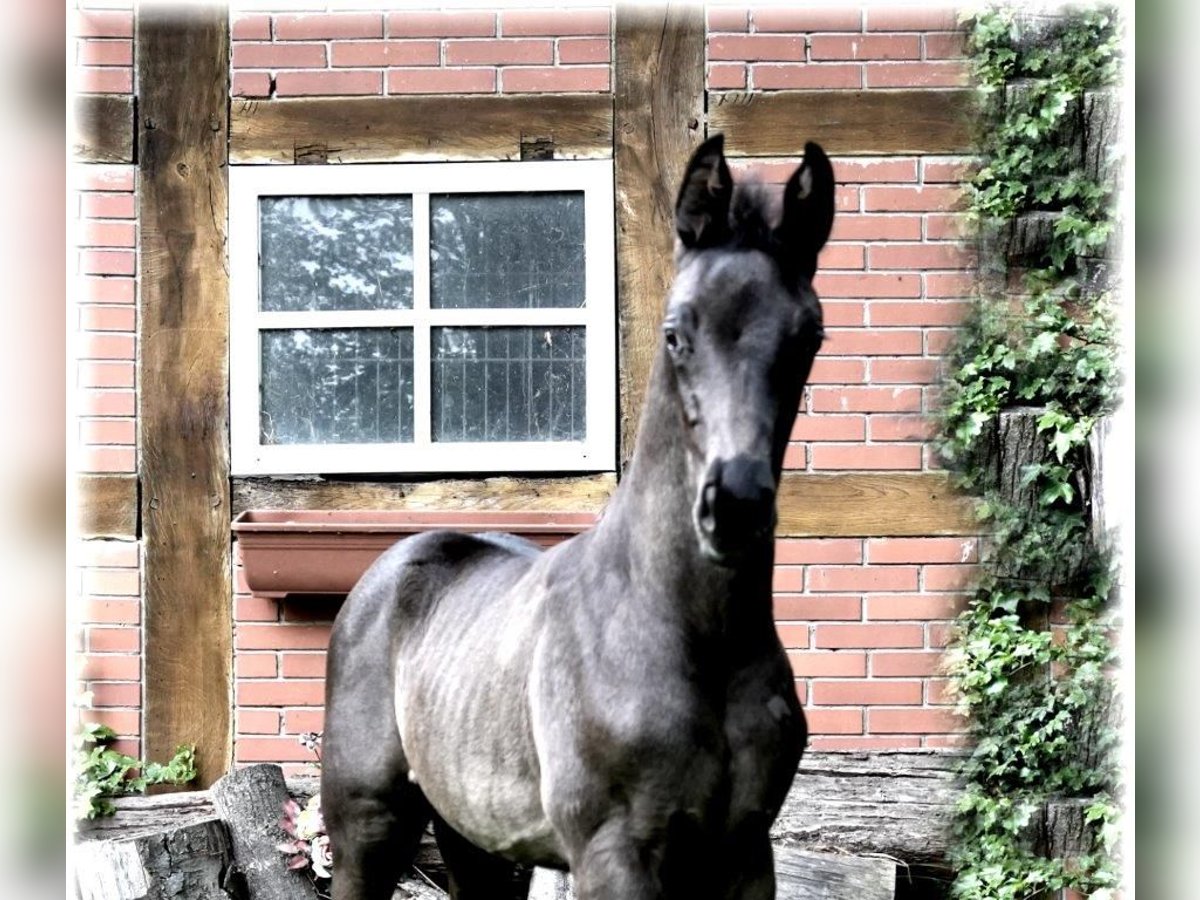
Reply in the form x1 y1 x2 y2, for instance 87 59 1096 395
72 2 982 783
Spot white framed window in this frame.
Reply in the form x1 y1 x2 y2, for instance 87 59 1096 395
229 160 616 476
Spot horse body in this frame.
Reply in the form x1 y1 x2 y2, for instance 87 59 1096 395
323 135 835 899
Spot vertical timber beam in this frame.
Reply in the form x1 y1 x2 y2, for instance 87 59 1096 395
137 5 232 787
613 3 705 470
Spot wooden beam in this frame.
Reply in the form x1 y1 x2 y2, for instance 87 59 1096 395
77 474 138 539
614 3 705 470
230 94 614 164
137 7 232 788
710 89 978 157
776 473 978 537
73 94 135 163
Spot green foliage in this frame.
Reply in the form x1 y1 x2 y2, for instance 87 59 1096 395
73 721 197 820
940 6 1123 899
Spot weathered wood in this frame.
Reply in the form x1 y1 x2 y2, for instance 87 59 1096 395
74 94 135 163
231 94 614 164
73 817 233 900
775 846 896 900
137 6 233 788
614 2 705 469
77 474 138 539
1083 88 1121 188
210 764 319 900
232 474 617 517
78 791 217 837
776 473 978 537
710 89 979 157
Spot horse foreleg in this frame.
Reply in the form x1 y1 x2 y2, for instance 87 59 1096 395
570 819 662 900
432 815 532 900
326 784 432 900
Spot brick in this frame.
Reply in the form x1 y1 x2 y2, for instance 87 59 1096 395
78 541 138 568
870 358 941 384
283 709 326 733
233 43 327 69
810 386 922 413
773 594 861 621
866 593 967 620
78 66 133 94
871 651 944 677
781 444 807 470
81 418 135 445
80 305 134 334
810 735 922 750
812 679 922 706
446 39 554 66
80 447 135 473
925 329 957 355
807 357 866 384
805 708 863 734
924 565 977 592
808 566 919 594
387 11 496 38
865 61 970 88
709 34 806 61
281 653 326 678
81 221 135 248
772 567 804 593
558 38 610 64
237 680 325 707
80 391 136 420
237 737 325 762
752 64 862 90
929 621 957 646
924 32 968 59
868 414 936 442
81 193 134 219
863 186 964 213
868 538 978 565
820 301 865 326
80 249 135 276
835 185 861 211
924 214 971 240
752 7 862 32
820 329 924 357
80 332 135 360
812 272 921 298
236 653 278 679
868 707 966 734
815 622 923 649
77 40 133 67
500 9 610 37
829 157 919 183
927 678 957 705
787 650 867 677
501 66 609 93
90 710 140 736
87 627 139 653
274 13 383 41
235 595 279 622
80 652 140 681
237 710 281 735
232 72 272 98
388 67 496 94
77 166 134 192
708 63 747 90
89 682 141 707
74 10 133 39
791 412 860 441
275 70 382 97
924 734 972 748
810 34 920 61
775 623 810 649
235 624 331 651
817 243 865 270
231 14 271 41
922 156 981 183
79 361 134 389
82 567 139 596
830 214 922 242
708 8 749 31
776 539 862 565
810 444 922 471
865 6 960 32
868 243 975 270
925 272 975 297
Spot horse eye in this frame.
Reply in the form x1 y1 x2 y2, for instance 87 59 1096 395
664 329 680 352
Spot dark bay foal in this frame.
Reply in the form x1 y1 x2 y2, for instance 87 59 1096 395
322 134 835 900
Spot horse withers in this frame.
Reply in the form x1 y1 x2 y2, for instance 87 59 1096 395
322 134 836 900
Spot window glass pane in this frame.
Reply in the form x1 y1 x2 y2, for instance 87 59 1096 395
261 329 414 444
260 197 413 311
430 193 585 309
432 327 585 442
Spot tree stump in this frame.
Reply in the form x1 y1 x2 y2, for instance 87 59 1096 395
210 764 319 900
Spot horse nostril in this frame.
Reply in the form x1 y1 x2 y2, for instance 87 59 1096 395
699 482 719 533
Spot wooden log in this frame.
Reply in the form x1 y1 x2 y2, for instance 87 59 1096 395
74 94 135 163
775 847 896 900
210 764 320 900
77 474 138 539
613 2 705 469
73 817 233 900
776 473 978 537
710 90 978 157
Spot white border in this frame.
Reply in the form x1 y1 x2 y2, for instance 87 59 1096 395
229 160 616 476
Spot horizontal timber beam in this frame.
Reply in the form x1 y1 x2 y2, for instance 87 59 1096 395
710 89 979 156
77 474 138 539
230 94 614 164
73 94 135 163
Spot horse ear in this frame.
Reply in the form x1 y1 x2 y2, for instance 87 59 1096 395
675 133 733 249
776 141 836 284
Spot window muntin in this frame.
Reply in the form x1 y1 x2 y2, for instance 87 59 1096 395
230 161 615 475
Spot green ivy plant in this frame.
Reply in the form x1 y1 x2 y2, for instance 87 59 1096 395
73 721 197 820
938 7 1123 899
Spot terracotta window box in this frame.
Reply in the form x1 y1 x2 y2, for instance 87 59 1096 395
232 510 597 599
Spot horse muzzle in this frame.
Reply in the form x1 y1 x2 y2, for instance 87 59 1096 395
693 455 778 566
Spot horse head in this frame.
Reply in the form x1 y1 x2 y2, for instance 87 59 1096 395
665 133 835 566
